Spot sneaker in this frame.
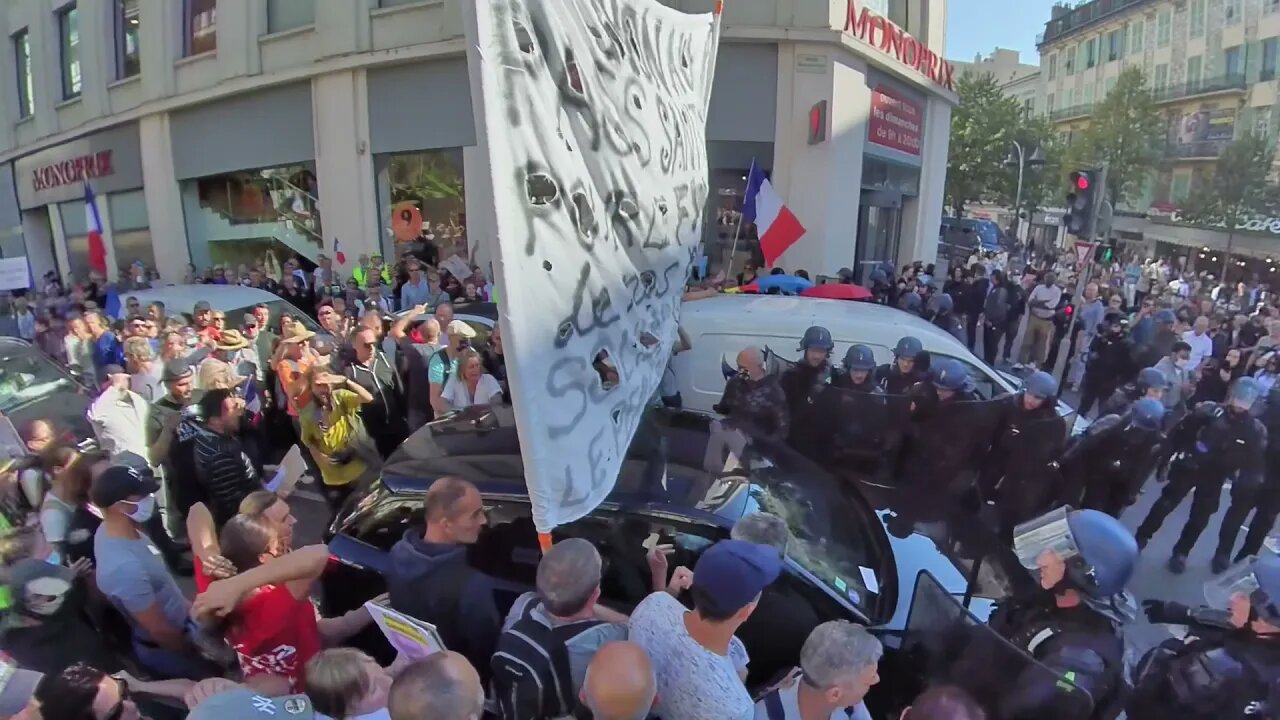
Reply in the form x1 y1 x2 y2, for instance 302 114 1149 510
1212 552 1231 575
1167 553 1188 574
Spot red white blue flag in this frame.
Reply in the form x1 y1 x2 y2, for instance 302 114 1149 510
741 160 806 268
83 184 107 275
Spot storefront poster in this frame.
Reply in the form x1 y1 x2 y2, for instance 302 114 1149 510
869 85 923 156
0 257 30 291
1170 107 1236 145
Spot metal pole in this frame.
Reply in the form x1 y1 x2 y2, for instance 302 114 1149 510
1012 141 1025 241
726 211 745 279
1222 231 1233 281
1056 162 1108 386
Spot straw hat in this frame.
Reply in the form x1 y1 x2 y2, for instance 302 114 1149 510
280 325 317 344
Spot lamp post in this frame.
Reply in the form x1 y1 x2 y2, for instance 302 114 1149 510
1004 141 1046 243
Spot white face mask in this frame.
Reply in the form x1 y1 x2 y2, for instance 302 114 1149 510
123 495 156 523
1174 358 1189 370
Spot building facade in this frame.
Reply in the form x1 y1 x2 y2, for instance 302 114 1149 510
1038 0 1280 278
952 47 1042 115
0 0 953 289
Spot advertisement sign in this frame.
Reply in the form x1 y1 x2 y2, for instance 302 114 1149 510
869 85 923 156
844 0 955 90
0 257 30 291
1170 107 1236 145
13 124 143 209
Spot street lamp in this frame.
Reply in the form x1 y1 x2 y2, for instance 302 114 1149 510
1005 142 1045 241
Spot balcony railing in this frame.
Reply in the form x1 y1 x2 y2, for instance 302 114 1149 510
1165 140 1230 160
1041 0 1156 46
1151 73 1248 104
1049 103 1095 121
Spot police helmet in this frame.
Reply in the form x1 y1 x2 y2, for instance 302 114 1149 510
1022 370 1058 400
930 357 969 392
869 268 888 284
1014 507 1138 599
901 293 923 313
1128 397 1165 431
1136 367 1170 392
893 336 924 358
1227 376 1263 410
927 293 954 315
1154 309 1177 324
799 326 835 353
843 344 877 372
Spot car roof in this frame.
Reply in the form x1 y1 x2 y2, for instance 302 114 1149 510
678 294 973 355
122 285 286 315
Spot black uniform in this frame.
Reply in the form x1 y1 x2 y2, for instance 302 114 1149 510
1098 383 1142 418
778 361 834 432
1078 331 1134 417
1059 414 1164 518
802 375 886 468
979 393 1067 534
1218 398 1280 562
1130 622 1280 720
896 383 984 500
1135 402 1268 559
875 363 928 396
985 590 1128 720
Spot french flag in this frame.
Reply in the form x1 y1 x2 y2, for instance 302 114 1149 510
244 377 262 414
741 160 805 268
334 239 347 265
84 184 107 275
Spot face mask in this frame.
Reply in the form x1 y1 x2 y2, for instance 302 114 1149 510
123 495 156 523
1175 359 1188 369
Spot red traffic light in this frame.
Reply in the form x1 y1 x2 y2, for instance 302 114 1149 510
1074 173 1090 191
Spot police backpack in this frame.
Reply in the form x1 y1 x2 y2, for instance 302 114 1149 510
491 598 602 720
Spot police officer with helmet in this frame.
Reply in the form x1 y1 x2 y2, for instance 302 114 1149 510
1216 383 1280 567
833 344 880 393
1134 376 1268 574
980 371 1068 537
877 336 929 395
779 325 836 426
896 357 981 500
989 506 1135 720
1059 397 1166 518
804 343 886 470
925 293 965 342
1099 366 1170 418
1132 554 1280 719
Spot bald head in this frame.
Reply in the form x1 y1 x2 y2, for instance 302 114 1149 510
581 641 656 720
388 651 484 720
737 346 765 380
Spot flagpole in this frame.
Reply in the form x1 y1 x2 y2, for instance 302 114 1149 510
726 198 745 280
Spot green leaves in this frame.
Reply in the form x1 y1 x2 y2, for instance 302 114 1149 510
944 73 1024 216
1180 130 1278 229
1065 67 1162 206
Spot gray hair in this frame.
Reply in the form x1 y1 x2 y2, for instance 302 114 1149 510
800 621 883 688
731 512 790 555
537 538 602 616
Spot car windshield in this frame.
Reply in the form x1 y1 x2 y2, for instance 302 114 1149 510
0 343 77 413
224 299 322 334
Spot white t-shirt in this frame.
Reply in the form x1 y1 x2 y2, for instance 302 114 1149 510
441 373 503 410
1182 330 1213 371
1027 283 1063 320
629 591 753 720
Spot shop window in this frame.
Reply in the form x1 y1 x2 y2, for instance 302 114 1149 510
59 201 93 283
1157 11 1171 48
381 149 466 261
184 0 217 56
115 0 141 79
58 4 80 100
109 190 153 275
1190 0 1205 38
267 0 315 34
13 29 31 119
709 168 763 273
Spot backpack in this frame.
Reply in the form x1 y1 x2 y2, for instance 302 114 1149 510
491 598 602 720
984 285 1010 325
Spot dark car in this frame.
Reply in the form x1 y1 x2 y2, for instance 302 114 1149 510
0 337 94 445
322 406 1017 715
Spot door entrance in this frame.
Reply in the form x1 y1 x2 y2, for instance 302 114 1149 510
854 190 903 284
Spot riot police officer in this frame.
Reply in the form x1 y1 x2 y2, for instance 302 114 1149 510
980 371 1067 536
925 293 965 342
832 344 880 393
1059 397 1165 518
779 326 835 432
876 336 928 395
868 267 893 306
1099 366 1169 418
1215 384 1280 569
1132 555 1280 719
1077 312 1135 418
1135 376 1268 574
896 357 981 499
991 507 1135 720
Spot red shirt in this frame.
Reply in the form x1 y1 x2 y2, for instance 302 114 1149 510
224 584 321 692
194 563 211 594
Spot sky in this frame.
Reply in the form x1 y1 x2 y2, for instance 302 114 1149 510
945 0 1060 66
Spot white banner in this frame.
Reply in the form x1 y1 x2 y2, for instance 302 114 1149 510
466 0 720 531
0 257 30 291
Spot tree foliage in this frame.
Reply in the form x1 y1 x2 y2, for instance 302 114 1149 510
1063 67 1163 206
993 114 1065 220
1180 131 1279 228
944 73 1023 216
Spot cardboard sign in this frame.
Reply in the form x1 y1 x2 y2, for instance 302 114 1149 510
0 258 30 291
265 445 307 497
365 601 447 660
440 255 472 282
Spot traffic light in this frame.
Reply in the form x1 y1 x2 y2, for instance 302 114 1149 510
1064 169 1099 237
1100 237 1118 263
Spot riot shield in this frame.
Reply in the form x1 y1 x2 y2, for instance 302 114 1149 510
902 571 1095 720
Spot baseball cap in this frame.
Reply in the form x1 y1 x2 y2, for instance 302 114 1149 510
447 320 477 339
691 539 782 616
90 464 159 508
189 689 315 719
162 359 193 383
194 300 212 313
0 660 41 716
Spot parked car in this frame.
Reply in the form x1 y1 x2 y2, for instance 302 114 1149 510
0 337 94 444
120 285 322 333
321 406 1018 717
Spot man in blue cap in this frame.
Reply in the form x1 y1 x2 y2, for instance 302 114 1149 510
1133 554 1280 719
630 539 782 720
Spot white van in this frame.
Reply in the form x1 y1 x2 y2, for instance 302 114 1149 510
671 294 1076 421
